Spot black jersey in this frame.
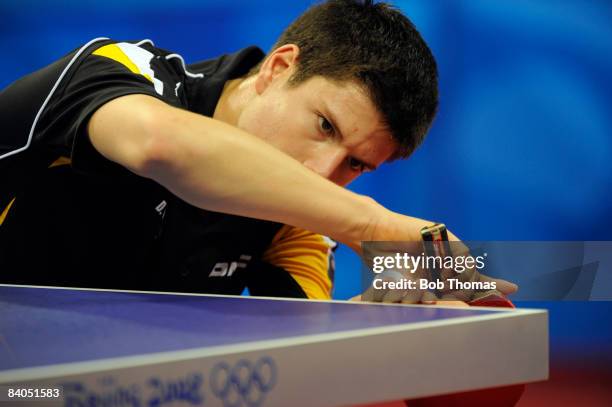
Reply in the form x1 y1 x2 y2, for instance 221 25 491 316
0 39 334 298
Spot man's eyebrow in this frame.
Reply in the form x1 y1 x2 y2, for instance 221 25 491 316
323 104 379 171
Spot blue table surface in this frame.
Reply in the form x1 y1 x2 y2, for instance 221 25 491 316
0 286 497 371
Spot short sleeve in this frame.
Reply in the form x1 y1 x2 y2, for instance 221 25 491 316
261 225 336 299
1 39 185 178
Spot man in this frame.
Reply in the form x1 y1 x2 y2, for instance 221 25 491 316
0 0 514 301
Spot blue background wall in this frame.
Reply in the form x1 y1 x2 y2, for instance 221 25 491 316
2 0 611 385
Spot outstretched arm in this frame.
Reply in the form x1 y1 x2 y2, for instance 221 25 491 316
88 94 429 250
90 94 518 300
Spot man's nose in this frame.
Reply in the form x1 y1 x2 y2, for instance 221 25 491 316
303 148 346 180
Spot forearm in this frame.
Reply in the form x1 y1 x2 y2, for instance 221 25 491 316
149 106 382 247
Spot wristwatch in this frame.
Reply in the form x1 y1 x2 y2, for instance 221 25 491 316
420 223 451 294
420 223 451 257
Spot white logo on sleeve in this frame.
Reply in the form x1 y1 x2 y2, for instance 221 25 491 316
117 42 165 95
155 200 167 219
209 255 252 277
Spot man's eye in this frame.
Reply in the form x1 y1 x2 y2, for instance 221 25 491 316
349 157 366 173
318 116 334 135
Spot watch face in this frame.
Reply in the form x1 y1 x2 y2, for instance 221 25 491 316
421 223 448 241
421 224 451 261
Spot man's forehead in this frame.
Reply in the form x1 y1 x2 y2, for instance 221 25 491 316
317 80 398 163
318 79 385 128
352 129 398 170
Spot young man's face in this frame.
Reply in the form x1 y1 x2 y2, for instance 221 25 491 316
234 45 398 186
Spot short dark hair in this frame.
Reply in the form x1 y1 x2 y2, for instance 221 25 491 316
258 0 438 159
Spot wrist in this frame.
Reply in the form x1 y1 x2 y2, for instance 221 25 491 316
373 211 431 243
335 194 385 252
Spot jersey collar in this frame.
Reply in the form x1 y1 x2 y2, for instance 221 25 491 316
185 46 265 117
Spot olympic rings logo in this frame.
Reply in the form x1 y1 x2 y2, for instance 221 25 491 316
210 356 277 407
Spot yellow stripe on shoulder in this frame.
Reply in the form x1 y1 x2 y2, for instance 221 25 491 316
93 44 143 75
92 43 156 84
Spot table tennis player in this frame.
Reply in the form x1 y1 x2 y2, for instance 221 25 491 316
0 0 515 304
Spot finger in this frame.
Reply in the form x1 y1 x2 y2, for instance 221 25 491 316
438 271 474 299
400 289 424 304
435 300 470 308
360 285 380 302
472 289 503 300
480 275 518 294
421 291 439 304
369 270 407 302
381 287 408 303
440 290 472 302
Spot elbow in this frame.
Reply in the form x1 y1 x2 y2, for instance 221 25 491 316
135 108 183 181
87 94 189 181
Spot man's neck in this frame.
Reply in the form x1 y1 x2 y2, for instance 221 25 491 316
213 76 255 126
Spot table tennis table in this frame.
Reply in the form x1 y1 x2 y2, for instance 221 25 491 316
0 284 548 407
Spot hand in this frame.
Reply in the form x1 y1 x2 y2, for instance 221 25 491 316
430 238 518 302
349 292 469 307
354 265 517 305
354 214 518 304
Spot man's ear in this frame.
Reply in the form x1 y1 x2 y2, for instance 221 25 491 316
255 44 300 95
